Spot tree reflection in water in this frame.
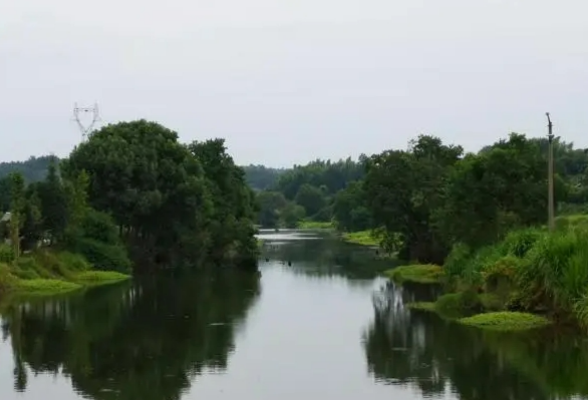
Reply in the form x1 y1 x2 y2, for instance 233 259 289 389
1 270 260 400
361 281 585 400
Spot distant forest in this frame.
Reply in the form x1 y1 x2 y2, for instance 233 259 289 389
0 157 285 190
0 155 59 183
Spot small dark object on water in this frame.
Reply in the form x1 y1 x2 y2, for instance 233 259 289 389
375 249 379 255
288 261 292 266
265 258 269 262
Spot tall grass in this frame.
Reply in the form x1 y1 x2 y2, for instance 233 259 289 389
516 229 588 323
445 222 588 329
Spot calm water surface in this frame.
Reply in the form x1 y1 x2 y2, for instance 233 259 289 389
1 230 587 399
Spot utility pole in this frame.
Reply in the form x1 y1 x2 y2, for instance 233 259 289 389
546 112 555 232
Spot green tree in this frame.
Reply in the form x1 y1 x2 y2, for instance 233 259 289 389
0 177 10 212
333 180 372 232
63 120 215 270
188 138 258 268
0 155 58 183
242 165 285 191
9 173 26 261
256 191 288 228
436 133 566 247
364 135 462 263
36 160 69 242
294 183 326 218
281 203 306 228
20 186 43 250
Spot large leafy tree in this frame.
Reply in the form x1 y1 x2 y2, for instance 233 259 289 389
294 183 326 218
364 135 463 263
436 133 567 247
35 160 69 242
63 120 213 269
188 138 258 268
333 180 372 232
256 191 288 228
63 120 257 270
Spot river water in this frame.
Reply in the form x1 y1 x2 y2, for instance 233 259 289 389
0 230 587 400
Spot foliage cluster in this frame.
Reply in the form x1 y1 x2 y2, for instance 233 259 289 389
253 132 588 262
0 119 260 288
424 217 588 330
253 157 369 229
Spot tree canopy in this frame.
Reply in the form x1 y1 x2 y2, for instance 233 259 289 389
1 119 260 276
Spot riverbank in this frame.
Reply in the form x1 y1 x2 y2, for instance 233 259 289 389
386 218 588 332
341 230 381 246
297 220 334 229
0 250 130 298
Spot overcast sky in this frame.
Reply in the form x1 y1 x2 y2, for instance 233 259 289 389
2 0 587 167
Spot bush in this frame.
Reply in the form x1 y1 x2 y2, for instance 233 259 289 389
443 243 473 281
0 263 17 293
0 244 14 264
515 228 588 316
78 208 120 245
73 238 131 273
436 291 484 317
385 264 444 284
501 228 543 258
482 255 524 293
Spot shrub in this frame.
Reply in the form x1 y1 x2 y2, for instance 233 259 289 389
78 208 120 245
436 291 484 318
386 264 444 284
482 255 524 293
73 238 131 273
501 228 543 258
0 263 17 293
516 228 588 315
0 244 14 264
443 243 472 281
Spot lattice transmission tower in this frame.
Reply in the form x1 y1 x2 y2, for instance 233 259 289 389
73 102 101 142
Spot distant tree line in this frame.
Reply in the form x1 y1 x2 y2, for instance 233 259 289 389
0 155 58 183
4 130 588 267
252 133 588 265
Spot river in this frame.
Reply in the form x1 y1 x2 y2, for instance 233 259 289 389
0 230 586 399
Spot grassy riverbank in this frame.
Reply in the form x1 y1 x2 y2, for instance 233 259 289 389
341 230 381 246
386 216 588 332
0 250 130 297
297 220 334 229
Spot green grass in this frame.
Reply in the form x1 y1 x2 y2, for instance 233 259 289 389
14 278 82 295
297 220 334 229
407 302 437 312
384 264 444 284
72 271 130 286
0 249 131 299
441 220 588 330
341 230 381 246
459 312 552 331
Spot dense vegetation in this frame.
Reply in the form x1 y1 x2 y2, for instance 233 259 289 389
241 165 285 191
6 126 588 327
252 132 588 328
253 157 368 228
0 120 260 296
0 155 58 183
365 282 588 399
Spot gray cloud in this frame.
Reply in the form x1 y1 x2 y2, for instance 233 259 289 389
2 0 587 166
